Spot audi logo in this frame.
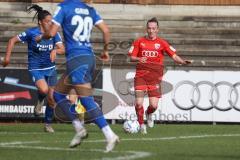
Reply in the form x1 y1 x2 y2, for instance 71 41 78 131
92 39 134 51
172 81 240 111
141 50 159 57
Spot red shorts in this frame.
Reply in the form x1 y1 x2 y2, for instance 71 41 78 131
134 69 163 98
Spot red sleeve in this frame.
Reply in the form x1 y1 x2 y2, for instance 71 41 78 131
162 40 176 57
128 39 140 57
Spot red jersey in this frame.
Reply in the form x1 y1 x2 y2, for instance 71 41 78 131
128 37 176 72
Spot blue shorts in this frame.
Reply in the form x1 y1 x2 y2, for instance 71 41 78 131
66 54 95 85
29 67 57 87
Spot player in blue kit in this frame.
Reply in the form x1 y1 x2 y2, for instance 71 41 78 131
36 0 119 152
2 5 65 132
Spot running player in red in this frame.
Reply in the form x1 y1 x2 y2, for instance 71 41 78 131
128 17 192 134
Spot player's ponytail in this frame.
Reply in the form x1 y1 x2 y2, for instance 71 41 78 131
27 4 51 24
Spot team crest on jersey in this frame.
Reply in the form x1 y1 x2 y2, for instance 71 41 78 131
155 43 161 49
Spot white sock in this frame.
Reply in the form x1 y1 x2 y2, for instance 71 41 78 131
72 119 84 133
101 125 115 141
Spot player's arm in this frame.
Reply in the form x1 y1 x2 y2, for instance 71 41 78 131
95 21 110 61
50 42 65 62
36 24 59 42
163 40 192 65
44 24 59 39
2 36 20 67
129 56 140 62
128 39 147 63
130 56 147 63
55 43 65 55
172 54 192 65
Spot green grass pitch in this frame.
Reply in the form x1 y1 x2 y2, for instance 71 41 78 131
0 123 240 160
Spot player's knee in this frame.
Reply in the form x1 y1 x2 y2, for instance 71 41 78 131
135 102 144 108
39 87 49 95
135 96 144 107
75 85 93 97
149 104 158 109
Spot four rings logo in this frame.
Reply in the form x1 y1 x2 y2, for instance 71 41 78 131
141 50 159 57
172 81 240 111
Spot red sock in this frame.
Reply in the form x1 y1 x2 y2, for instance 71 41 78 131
135 105 144 125
146 105 157 115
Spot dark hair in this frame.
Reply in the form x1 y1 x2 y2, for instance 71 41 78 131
147 17 159 27
27 5 51 24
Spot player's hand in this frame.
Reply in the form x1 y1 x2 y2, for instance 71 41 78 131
35 34 42 43
139 57 147 63
50 50 57 62
1 57 10 67
184 60 193 65
100 51 110 62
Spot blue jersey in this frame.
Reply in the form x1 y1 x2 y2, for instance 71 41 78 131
52 0 102 58
17 27 62 70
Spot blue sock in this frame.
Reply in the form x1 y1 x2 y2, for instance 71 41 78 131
53 91 78 121
38 92 46 102
79 96 108 129
44 104 54 124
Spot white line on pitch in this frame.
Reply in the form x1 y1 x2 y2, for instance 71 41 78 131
1 133 237 144
0 144 152 160
54 133 240 143
0 145 78 151
0 141 41 146
0 131 70 135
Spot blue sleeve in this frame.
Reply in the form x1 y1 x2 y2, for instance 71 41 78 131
17 29 30 43
54 32 63 44
91 8 103 25
52 4 64 26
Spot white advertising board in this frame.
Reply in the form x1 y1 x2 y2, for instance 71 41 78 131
103 68 240 122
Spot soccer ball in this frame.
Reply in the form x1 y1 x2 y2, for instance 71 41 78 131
123 120 140 134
